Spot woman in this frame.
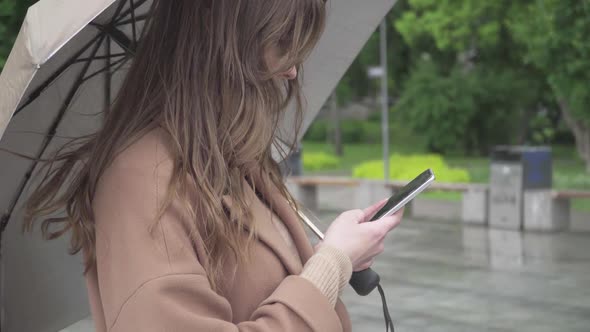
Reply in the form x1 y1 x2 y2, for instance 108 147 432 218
24 0 403 331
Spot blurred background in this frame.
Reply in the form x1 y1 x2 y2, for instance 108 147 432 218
296 0 589 212
2 0 588 206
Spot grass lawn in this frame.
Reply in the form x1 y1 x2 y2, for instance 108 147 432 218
301 141 590 212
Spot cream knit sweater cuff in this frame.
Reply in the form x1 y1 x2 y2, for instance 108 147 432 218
300 245 353 306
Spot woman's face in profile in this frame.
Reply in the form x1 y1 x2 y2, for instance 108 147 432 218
265 46 298 81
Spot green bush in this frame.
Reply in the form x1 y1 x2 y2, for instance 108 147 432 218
304 120 383 144
341 121 382 144
352 153 471 183
303 121 329 142
303 152 341 171
338 121 364 143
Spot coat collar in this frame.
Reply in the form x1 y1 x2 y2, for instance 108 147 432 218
221 175 315 275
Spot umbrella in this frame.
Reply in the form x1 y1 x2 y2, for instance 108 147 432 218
0 0 396 331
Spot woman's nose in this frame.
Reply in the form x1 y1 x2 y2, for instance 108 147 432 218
281 66 298 80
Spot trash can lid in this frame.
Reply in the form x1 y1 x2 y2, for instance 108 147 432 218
491 145 552 161
491 146 522 162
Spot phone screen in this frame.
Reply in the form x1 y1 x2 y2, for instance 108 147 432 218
369 169 435 221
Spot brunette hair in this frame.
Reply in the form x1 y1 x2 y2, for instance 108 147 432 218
23 0 326 291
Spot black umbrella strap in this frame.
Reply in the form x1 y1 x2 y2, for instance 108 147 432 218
377 283 395 332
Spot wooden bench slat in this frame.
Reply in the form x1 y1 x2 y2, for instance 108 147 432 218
288 177 487 192
386 181 488 192
552 190 590 199
288 176 360 186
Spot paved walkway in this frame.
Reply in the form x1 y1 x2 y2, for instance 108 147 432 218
311 212 590 332
63 214 590 332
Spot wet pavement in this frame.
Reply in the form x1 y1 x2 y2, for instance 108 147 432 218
62 213 590 332
310 212 590 332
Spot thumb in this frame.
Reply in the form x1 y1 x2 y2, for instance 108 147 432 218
362 197 390 222
368 208 404 232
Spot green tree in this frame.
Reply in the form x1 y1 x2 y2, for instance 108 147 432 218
0 0 36 70
509 0 590 171
396 57 537 155
394 0 558 155
396 59 477 154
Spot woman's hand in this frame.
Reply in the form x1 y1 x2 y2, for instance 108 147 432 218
321 200 404 272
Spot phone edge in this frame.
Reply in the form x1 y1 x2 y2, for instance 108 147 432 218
378 171 436 219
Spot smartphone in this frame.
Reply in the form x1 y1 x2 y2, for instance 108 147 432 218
369 169 436 221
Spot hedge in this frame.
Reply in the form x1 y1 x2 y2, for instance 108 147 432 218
352 154 470 183
303 152 341 171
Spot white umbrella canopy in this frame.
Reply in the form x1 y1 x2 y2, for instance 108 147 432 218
0 0 395 331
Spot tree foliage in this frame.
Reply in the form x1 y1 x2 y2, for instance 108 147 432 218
392 0 554 155
0 0 34 69
397 58 542 155
509 0 590 170
510 0 590 120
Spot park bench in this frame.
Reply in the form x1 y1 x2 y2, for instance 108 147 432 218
519 189 590 231
552 189 590 200
287 176 489 222
385 180 490 223
287 176 589 231
287 176 360 212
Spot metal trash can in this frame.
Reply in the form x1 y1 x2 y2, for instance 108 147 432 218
489 147 525 230
489 146 555 230
522 147 552 190
521 147 568 231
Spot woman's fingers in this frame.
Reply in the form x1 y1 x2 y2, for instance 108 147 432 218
361 198 389 222
381 208 404 230
364 208 404 237
323 203 404 272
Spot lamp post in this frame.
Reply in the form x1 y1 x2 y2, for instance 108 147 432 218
379 19 389 181
368 19 389 180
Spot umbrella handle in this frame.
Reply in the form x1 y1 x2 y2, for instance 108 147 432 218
349 268 380 296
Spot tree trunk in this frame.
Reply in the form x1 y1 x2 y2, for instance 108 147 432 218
559 99 590 172
516 107 537 144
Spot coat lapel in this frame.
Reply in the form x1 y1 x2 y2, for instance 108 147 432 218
260 183 316 264
222 180 305 275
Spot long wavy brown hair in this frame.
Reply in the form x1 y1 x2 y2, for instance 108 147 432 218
22 0 326 291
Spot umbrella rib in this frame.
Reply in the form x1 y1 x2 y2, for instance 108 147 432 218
90 23 135 54
115 0 150 24
129 0 138 47
110 0 128 26
75 53 127 63
116 14 148 27
14 33 104 116
81 56 128 83
105 35 112 109
0 34 107 236
108 53 130 74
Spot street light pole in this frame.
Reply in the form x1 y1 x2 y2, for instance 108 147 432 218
380 18 389 180
331 92 343 156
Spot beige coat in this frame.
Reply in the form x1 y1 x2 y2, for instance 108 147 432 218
85 129 352 331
